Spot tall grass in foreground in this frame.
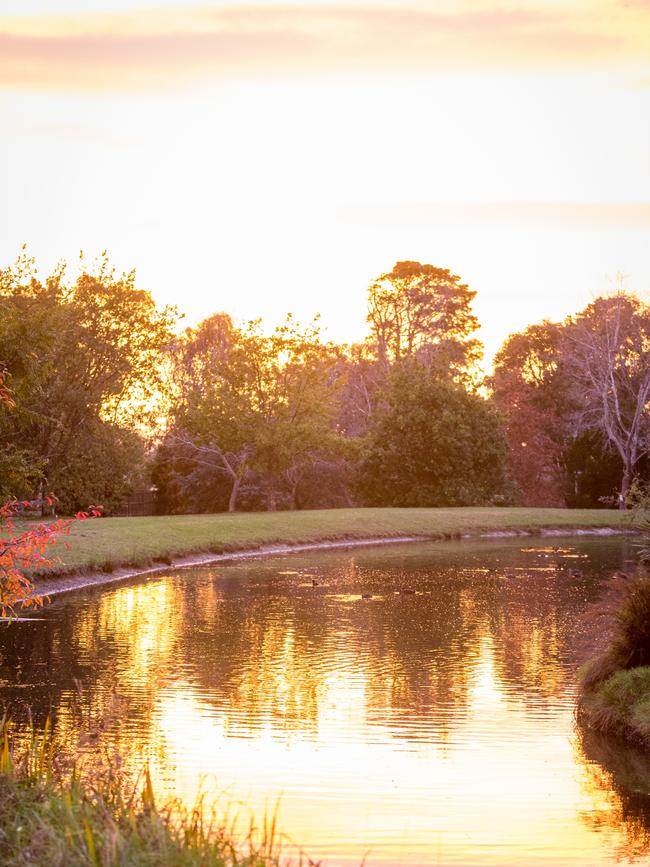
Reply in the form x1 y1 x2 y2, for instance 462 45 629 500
0 720 307 867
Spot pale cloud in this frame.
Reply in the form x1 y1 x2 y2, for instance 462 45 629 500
340 202 650 229
0 2 648 91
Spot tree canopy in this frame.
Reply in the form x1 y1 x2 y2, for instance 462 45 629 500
1 248 647 515
366 260 482 378
359 361 508 507
0 251 176 511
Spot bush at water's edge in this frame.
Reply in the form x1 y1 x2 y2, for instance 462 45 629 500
577 565 650 748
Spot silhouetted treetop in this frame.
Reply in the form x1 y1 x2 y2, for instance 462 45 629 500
366 260 481 377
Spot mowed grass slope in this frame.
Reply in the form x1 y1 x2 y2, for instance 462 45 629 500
28 507 633 577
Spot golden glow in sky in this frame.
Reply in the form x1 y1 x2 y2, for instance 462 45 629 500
1 0 649 361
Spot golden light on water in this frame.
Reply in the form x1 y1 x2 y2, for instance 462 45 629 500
16 540 645 866
148 633 607 864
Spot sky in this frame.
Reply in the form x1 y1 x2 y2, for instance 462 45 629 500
1 0 649 363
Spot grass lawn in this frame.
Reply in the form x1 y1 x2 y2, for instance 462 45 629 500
21 506 634 578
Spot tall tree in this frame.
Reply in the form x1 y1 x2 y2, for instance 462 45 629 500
366 260 481 377
564 293 650 507
491 322 568 506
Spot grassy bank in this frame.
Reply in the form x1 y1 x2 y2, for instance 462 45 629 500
23 506 632 579
579 667 650 747
578 566 650 747
0 727 286 867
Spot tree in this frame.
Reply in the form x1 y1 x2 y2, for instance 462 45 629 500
168 314 257 512
564 293 650 508
491 322 568 506
165 314 347 512
366 260 481 377
0 366 42 500
52 420 147 515
334 343 384 437
0 251 176 511
359 361 509 506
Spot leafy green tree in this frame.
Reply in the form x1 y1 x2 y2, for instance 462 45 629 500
167 314 347 511
51 420 147 515
0 250 175 511
0 367 42 499
359 361 509 506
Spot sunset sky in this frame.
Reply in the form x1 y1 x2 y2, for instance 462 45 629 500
1 0 649 362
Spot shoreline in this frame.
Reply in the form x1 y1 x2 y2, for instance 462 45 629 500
32 524 635 601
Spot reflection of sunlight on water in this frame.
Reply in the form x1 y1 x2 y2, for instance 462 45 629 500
2 536 648 865
144 629 615 864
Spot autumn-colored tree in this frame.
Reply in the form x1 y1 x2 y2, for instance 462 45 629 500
366 260 481 378
491 322 567 506
492 296 649 508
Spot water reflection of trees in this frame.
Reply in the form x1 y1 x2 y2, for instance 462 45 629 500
0 537 631 756
575 725 650 862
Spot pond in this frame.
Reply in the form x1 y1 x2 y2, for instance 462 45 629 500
2 535 650 866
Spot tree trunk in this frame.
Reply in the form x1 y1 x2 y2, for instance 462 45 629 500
619 465 632 510
228 477 240 513
267 489 277 512
38 479 46 518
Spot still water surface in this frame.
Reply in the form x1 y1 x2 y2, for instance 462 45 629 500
2 536 650 866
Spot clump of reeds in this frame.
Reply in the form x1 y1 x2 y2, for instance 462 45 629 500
580 571 650 691
0 718 304 867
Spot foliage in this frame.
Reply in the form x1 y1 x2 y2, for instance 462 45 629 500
164 313 349 511
51 421 147 516
0 368 43 500
626 478 650 563
491 294 650 508
562 430 625 509
491 322 568 506
366 260 482 378
0 250 176 512
358 362 510 507
581 572 650 691
0 500 100 618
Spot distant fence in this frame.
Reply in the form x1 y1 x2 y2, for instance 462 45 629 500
114 490 158 517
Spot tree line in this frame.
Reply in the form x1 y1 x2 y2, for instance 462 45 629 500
1 252 648 514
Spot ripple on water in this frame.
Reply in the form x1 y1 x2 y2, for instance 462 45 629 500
0 535 647 866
